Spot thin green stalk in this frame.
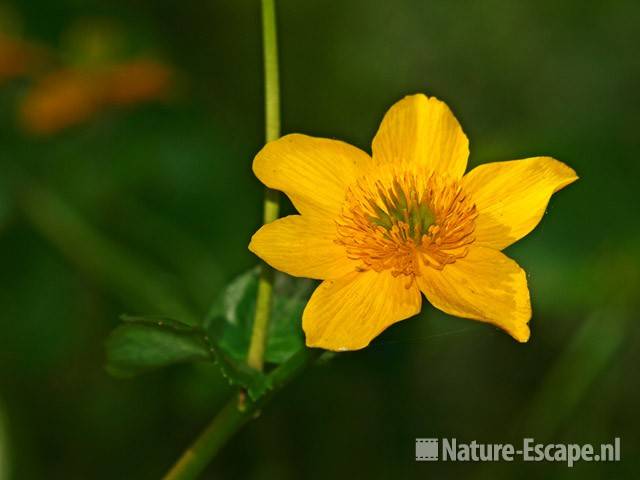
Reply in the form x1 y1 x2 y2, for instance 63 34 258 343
247 0 281 371
163 349 318 480
0 397 10 480
162 2 289 477
19 183 198 324
261 0 281 145
162 398 252 480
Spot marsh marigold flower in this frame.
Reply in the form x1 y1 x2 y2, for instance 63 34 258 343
249 94 577 351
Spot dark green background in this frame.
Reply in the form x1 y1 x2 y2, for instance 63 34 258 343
1 0 638 478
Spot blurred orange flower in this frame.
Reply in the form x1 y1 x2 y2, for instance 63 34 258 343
19 69 105 135
0 33 46 84
19 58 175 135
105 59 173 106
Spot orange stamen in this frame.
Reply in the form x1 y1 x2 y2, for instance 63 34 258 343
335 165 477 283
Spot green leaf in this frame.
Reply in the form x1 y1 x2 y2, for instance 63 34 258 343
105 269 314 399
105 316 212 378
210 345 321 402
120 314 200 332
208 345 269 400
205 267 315 365
199 267 315 399
268 271 316 363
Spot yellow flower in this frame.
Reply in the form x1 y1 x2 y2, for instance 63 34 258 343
249 94 577 351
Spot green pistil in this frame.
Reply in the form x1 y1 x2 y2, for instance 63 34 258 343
370 205 394 229
416 203 435 237
369 201 435 238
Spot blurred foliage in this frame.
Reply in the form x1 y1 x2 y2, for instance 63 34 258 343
0 0 638 479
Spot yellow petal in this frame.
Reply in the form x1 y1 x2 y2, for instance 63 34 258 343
463 157 578 250
371 94 469 179
303 270 422 351
253 133 373 218
417 247 531 342
249 214 354 280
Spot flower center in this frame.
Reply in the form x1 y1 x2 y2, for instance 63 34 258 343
335 165 478 279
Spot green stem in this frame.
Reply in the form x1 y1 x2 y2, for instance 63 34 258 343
261 0 281 145
247 0 281 372
162 398 251 480
162 349 318 480
163 3 288 477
